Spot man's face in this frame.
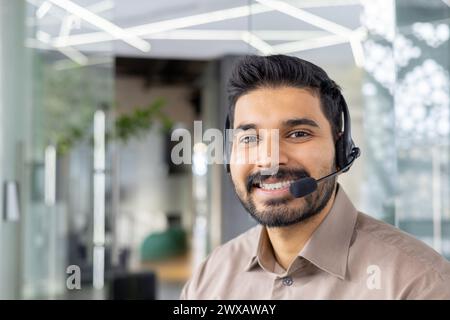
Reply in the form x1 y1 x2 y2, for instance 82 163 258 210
230 86 337 227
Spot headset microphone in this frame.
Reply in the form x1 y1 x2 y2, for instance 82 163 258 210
289 177 318 199
289 148 360 198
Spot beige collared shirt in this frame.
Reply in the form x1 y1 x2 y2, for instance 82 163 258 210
180 185 450 299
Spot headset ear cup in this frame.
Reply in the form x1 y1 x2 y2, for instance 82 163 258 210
224 143 230 173
335 136 346 170
224 115 231 173
224 145 229 172
225 140 230 172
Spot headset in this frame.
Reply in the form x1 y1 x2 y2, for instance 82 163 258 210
223 87 361 198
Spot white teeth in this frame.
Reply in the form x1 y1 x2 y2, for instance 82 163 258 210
259 180 294 191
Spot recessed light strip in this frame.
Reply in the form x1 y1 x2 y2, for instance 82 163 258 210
36 1 52 19
241 31 274 55
141 29 328 41
255 0 364 66
48 0 150 52
273 34 349 54
255 0 353 37
52 3 271 48
34 30 89 65
48 1 360 48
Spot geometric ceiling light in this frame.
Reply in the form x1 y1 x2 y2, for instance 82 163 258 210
139 29 329 41
36 1 52 19
48 0 151 52
34 28 89 65
50 0 362 65
28 0 364 67
255 0 365 66
137 28 356 55
29 0 115 27
52 3 273 48
58 14 81 45
241 31 274 55
272 33 351 54
28 0 117 66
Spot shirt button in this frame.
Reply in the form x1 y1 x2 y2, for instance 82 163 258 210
281 276 293 286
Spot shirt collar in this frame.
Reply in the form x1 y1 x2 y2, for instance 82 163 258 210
244 184 358 280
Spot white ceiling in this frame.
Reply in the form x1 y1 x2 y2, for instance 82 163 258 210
27 0 363 66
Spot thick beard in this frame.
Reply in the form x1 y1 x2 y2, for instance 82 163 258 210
234 169 337 228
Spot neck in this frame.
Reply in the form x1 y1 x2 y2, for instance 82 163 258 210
266 184 338 271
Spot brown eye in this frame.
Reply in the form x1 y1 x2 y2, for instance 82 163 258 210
288 131 310 138
239 135 259 144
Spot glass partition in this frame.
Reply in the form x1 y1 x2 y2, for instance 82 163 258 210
22 0 115 298
361 0 450 258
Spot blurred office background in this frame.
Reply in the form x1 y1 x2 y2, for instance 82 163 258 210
0 0 449 299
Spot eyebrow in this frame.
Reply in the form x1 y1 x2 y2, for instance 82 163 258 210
235 123 257 131
282 118 320 129
234 118 319 131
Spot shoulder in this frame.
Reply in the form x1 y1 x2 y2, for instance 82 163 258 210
180 225 260 299
355 212 450 276
353 212 450 298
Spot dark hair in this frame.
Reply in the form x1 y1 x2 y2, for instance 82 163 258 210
227 55 344 141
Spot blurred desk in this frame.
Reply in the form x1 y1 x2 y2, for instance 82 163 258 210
140 252 192 283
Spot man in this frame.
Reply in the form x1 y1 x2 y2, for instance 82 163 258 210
180 55 450 299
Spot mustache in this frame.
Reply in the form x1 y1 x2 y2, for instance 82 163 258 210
246 168 311 192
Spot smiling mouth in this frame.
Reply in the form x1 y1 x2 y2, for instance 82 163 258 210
253 179 295 191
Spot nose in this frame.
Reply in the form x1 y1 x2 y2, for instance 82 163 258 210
255 130 288 175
